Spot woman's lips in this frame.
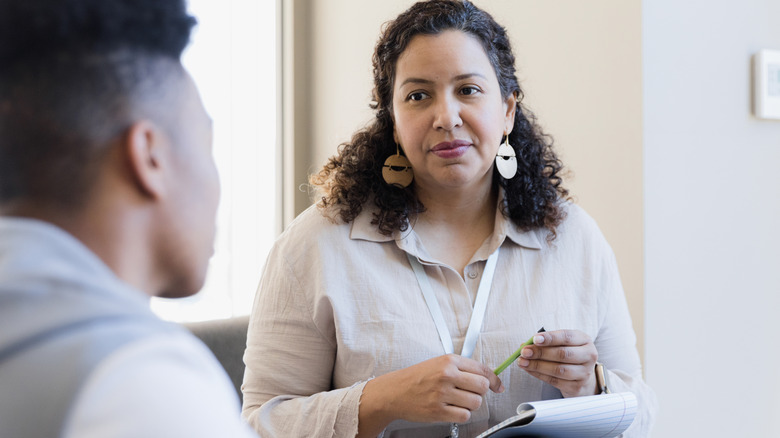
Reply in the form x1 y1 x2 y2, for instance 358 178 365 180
430 140 471 159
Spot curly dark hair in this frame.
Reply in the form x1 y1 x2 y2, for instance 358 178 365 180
311 0 568 238
0 0 196 207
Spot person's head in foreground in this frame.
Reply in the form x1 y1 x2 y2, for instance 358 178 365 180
313 0 568 237
0 1 259 437
0 0 218 297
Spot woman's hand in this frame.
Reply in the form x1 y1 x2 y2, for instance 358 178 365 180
357 354 504 437
516 329 599 398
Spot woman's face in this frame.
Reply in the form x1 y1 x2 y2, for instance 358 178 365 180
391 29 516 195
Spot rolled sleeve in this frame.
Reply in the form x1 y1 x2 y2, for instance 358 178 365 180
242 237 367 437
594 238 658 437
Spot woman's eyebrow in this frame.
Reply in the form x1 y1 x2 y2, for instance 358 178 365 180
399 77 433 87
453 72 487 81
399 72 487 88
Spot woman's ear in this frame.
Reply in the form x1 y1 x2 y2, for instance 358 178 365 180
124 120 169 200
504 91 518 135
390 108 399 144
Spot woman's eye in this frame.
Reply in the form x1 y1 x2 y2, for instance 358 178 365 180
408 92 428 101
461 86 480 96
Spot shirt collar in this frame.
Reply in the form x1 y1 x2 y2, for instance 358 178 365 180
348 190 544 252
496 206 544 251
348 201 396 243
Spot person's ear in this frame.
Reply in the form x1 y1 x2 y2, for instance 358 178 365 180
504 91 518 135
124 120 170 200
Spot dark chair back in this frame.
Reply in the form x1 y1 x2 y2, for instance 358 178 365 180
183 315 250 403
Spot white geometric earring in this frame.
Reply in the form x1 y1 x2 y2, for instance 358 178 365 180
495 135 517 179
382 144 414 188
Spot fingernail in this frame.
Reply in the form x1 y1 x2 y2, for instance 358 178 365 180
517 358 530 367
521 348 533 358
498 384 505 393
533 335 545 344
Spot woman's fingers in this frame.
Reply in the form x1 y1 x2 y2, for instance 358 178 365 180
445 387 485 413
515 329 599 397
375 354 503 424
455 356 505 393
440 404 473 424
521 344 598 364
518 358 589 381
520 329 597 364
522 366 599 397
532 329 592 349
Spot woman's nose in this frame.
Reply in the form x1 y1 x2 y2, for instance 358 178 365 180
432 96 462 131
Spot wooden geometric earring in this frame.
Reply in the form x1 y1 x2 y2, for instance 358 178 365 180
495 134 518 179
382 144 414 188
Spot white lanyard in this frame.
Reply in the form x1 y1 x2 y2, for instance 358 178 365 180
407 247 500 358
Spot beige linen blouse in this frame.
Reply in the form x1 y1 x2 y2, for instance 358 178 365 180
241 200 656 437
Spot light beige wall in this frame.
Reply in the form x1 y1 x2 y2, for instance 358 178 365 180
280 0 316 224
285 0 644 362
308 0 414 175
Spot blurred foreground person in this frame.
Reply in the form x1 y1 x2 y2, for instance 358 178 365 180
0 0 256 436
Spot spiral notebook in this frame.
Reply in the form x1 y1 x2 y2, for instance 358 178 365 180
476 392 637 438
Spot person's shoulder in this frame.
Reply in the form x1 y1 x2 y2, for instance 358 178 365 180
285 203 332 227
558 201 599 232
87 328 232 395
64 329 256 437
272 203 356 257
281 204 350 240
551 201 609 249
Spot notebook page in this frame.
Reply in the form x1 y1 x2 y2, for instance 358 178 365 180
514 392 637 437
478 392 637 438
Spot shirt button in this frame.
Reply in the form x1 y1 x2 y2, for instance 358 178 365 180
467 270 478 279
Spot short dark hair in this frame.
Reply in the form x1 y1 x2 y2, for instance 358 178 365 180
0 0 197 207
312 0 568 238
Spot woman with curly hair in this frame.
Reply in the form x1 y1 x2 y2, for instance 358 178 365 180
242 1 655 437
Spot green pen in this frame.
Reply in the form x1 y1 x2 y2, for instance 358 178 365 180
493 327 546 375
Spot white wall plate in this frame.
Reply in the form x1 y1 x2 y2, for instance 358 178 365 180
754 49 780 120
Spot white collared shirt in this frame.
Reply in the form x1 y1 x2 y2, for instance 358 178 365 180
242 200 656 437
